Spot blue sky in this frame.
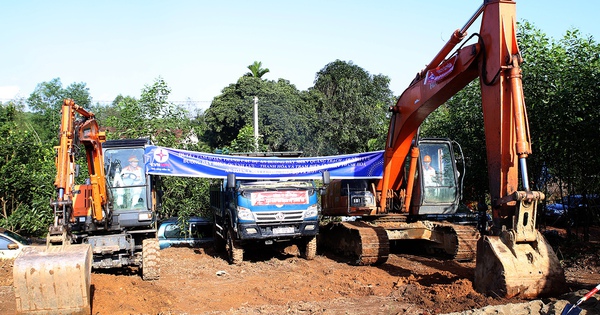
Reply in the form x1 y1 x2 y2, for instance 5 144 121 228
1 1 598 111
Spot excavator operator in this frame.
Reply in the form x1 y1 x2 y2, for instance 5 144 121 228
422 155 438 187
119 155 144 206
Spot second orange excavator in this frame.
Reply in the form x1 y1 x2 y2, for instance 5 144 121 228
320 0 565 299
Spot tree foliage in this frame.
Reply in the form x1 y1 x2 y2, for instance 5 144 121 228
229 124 264 153
520 23 600 196
0 100 55 234
27 78 92 143
245 61 270 78
312 60 394 155
203 76 315 154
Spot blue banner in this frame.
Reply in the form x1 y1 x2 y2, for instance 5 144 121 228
144 146 383 179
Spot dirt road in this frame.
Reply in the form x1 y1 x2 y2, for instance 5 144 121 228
1 227 599 315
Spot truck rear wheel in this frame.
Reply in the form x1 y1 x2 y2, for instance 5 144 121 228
225 226 243 265
142 238 160 280
299 236 317 260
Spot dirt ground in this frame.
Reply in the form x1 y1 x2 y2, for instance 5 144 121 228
1 226 600 315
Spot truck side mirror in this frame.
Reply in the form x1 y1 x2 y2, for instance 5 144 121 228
320 171 330 195
226 173 236 189
322 170 330 186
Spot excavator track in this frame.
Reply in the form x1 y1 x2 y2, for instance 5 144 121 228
370 217 480 262
431 222 480 261
320 219 479 265
319 221 389 265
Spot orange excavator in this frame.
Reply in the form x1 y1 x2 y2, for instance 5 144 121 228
320 0 565 298
13 99 162 314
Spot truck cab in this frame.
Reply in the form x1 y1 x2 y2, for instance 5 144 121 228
211 174 320 264
410 138 461 216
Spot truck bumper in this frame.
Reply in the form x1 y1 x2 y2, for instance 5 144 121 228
238 221 319 240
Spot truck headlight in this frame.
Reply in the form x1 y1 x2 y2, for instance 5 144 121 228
237 206 254 221
303 204 319 219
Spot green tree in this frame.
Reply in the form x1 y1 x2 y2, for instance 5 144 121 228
519 22 600 199
104 77 191 144
245 61 270 78
0 100 55 234
229 124 264 152
27 78 92 142
203 76 315 154
104 77 212 220
102 95 142 139
312 60 394 155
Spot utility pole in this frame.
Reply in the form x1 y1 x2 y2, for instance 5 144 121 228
253 96 259 152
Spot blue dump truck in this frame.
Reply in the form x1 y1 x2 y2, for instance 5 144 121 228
210 173 320 264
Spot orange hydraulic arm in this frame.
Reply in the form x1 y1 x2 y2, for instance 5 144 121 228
379 0 532 221
54 99 107 224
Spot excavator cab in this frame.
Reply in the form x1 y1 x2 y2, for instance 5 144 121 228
102 139 161 229
410 139 462 216
103 141 155 216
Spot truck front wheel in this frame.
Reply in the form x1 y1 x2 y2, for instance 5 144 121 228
225 226 243 265
299 236 317 260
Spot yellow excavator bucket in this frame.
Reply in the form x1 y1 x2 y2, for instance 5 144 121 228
474 231 565 298
474 192 566 299
13 244 92 315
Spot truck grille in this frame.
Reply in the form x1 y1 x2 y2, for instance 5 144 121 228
255 210 304 224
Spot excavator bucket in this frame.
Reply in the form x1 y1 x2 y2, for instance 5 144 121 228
13 244 92 315
474 231 566 299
